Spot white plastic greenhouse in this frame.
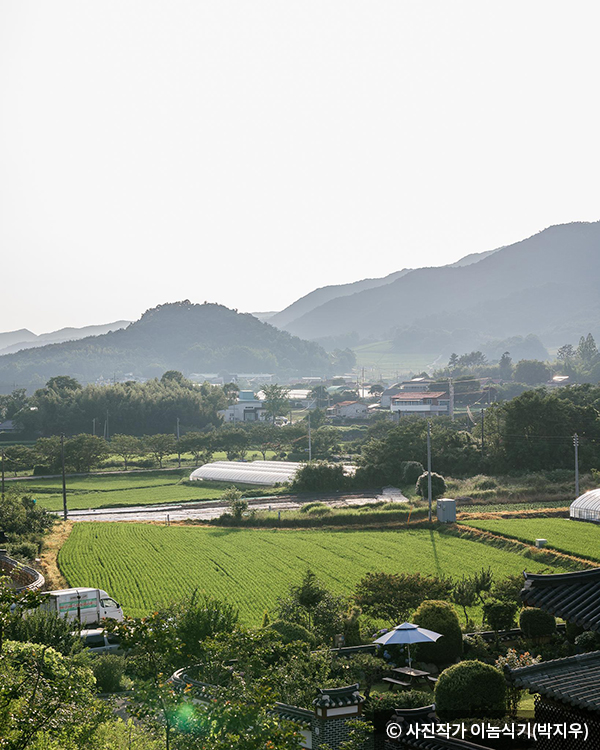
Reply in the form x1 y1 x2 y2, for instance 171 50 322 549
189 460 301 486
570 489 600 523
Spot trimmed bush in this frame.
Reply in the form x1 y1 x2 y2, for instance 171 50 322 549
92 654 126 693
565 621 585 643
519 608 556 639
416 472 446 500
435 660 506 719
266 620 316 647
401 461 424 485
413 600 462 665
483 598 518 632
364 689 431 720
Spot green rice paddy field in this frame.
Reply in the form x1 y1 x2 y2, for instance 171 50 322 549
19 470 264 512
462 517 600 563
59 523 572 625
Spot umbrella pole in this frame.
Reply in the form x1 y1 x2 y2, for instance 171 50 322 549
407 643 412 669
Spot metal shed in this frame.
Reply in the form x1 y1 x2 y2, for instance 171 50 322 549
570 489 600 523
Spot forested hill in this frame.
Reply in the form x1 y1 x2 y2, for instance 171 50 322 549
0 302 331 387
281 221 600 346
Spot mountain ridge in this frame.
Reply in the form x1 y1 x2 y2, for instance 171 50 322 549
281 221 600 347
0 302 331 388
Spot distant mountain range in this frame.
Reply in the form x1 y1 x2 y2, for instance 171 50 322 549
0 303 330 388
0 321 130 355
275 222 600 353
269 248 498 331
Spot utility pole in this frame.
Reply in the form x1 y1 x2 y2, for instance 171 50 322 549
481 409 485 455
61 434 68 521
574 433 580 498
1 449 5 501
176 417 181 468
92 417 96 436
449 378 454 421
105 410 110 442
427 421 432 522
308 413 312 461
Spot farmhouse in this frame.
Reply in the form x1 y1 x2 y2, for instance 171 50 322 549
380 377 435 408
390 391 450 417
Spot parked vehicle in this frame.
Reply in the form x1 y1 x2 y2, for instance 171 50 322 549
79 628 122 655
39 588 123 625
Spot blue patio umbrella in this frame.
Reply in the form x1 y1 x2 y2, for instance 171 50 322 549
373 622 442 668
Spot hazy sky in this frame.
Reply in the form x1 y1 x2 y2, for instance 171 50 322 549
1 2 599 333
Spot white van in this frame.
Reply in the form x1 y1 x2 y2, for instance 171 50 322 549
39 588 123 625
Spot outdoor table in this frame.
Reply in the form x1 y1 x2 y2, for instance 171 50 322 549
391 666 431 684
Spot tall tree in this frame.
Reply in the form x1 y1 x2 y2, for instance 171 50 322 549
143 434 176 468
110 434 143 470
260 384 290 423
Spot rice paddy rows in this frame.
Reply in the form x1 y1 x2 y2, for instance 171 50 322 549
461 517 600 562
59 523 570 626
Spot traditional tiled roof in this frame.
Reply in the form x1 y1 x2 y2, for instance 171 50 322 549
273 702 312 727
520 568 600 631
313 683 364 708
392 737 493 750
509 651 600 713
385 707 492 749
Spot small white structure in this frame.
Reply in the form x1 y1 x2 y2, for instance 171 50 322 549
436 498 456 523
570 489 600 524
190 460 301 485
219 390 267 423
333 401 368 419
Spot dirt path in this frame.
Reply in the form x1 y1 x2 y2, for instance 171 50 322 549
39 521 73 589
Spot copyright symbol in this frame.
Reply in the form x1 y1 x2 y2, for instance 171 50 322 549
386 723 402 738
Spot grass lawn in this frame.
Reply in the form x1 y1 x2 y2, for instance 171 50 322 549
23 470 273 511
461 517 600 562
58 524 570 625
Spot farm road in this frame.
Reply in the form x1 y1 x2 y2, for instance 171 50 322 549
63 488 409 523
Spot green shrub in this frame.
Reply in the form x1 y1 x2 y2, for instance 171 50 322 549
565 621 585 643
474 477 498 490
483 598 518 632
266 620 317 647
363 689 431 719
413 600 462 665
401 461 424 485
462 634 491 661
519 608 556 639
415 472 446 500
490 574 524 607
354 572 452 624
92 654 126 693
6 610 81 655
301 503 331 516
574 631 600 652
435 661 506 719
7 539 38 561
292 462 347 492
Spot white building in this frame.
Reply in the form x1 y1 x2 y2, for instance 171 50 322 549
333 401 368 419
219 390 267 423
390 391 450 416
